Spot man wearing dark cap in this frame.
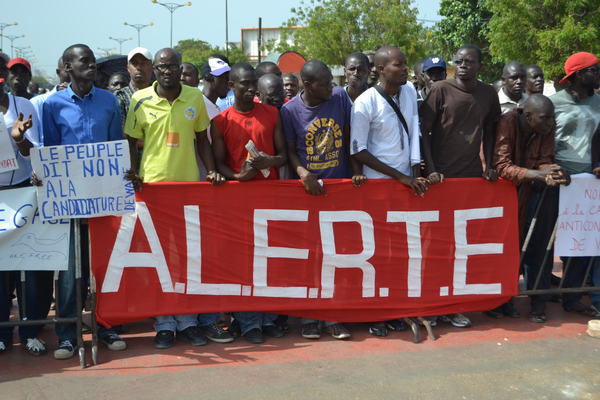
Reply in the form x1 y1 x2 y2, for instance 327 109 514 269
549 52 600 316
418 56 447 105
7 57 33 99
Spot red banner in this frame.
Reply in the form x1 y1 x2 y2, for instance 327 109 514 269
90 179 520 327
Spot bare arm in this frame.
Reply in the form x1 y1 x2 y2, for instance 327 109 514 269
196 128 225 185
210 120 257 181
249 117 287 170
286 140 324 195
352 149 428 196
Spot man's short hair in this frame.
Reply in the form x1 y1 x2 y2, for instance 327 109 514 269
153 48 182 65
300 60 330 82
255 61 280 78
229 62 255 81
62 44 92 63
457 44 483 62
345 52 369 67
182 62 199 75
282 72 298 82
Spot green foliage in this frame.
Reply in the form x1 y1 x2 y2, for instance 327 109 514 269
433 0 502 82
31 74 53 89
281 0 426 66
174 39 248 68
486 0 600 83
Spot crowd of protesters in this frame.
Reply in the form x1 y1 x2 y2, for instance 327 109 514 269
0 40 599 360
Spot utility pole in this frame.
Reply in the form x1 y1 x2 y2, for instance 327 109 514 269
0 22 18 52
151 0 192 47
108 37 133 54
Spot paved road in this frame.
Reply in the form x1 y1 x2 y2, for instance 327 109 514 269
1 298 599 400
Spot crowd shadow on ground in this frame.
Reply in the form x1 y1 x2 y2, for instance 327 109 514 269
1 293 594 382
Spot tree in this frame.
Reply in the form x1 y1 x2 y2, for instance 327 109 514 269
433 0 502 82
174 39 248 69
486 0 600 83
280 0 426 66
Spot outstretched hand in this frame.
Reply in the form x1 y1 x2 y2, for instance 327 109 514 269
11 113 32 143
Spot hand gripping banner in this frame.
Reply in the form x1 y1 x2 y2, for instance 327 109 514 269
90 179 519 327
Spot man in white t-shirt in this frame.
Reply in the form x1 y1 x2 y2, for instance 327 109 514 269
350 46 425 190
201 57 231 129
350 46 430 337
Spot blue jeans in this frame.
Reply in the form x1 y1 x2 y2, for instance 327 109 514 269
233 312 278 335
55 222 89 344
0 271 53 343
300 319 337 328
154 314 198 332
197 313 219 327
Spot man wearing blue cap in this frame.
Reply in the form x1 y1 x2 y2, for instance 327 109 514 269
417 56 447 105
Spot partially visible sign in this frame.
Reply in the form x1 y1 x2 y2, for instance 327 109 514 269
0 186 70 271
0 117 18 174
556 173 600 256
30 140 135 220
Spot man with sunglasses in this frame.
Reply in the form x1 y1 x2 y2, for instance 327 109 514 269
124 48 228 349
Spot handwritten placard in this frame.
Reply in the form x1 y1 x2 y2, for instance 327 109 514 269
0 186 70 271
0 117 18 174
555 173 600 256
30 140 135 220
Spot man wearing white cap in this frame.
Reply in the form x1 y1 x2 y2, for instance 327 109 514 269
115 47 153 130
200 56 231 123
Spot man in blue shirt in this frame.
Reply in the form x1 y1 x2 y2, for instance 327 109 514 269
42 44 125 360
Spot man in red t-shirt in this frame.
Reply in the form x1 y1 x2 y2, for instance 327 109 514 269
212 62 286 182
211 62 287 344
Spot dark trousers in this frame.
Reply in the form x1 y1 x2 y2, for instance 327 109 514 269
0 270 54 343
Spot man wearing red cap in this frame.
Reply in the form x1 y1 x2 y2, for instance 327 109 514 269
545 52 600 316
7 57 33 100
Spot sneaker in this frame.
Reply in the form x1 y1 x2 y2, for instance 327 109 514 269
0 340 7 354
501 302 520 318
484 307 504 319
154 330 175 349
54 340 75 359
99 331 127 351
564 302 600 317
386 319 408 331
24 338 47 356
326 323 351 340
301 322 321 339
369 324 389 337
178 326 208 346
201 322 234 343
262 324 284 338
440 313 471 328
243 328 264 344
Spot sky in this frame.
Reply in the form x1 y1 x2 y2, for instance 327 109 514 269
1 0 440 77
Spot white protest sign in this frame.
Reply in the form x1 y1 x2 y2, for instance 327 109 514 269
30 140 135 220
555 173 600 257
0 116 18 174
0 186 70 271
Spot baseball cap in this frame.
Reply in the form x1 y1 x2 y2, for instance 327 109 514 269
7 57 31 72
200 57 231 79
127 47 152 63
422 56 446 72
559 52 599 84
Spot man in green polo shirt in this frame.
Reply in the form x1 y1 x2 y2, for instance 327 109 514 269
125 48 230 349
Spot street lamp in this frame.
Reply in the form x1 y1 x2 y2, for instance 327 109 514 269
151 0 192 47
2 34 25 58
0 22 17 52
13 45 30 58
97 47 116 57
108 37 133 54
124 22 154 47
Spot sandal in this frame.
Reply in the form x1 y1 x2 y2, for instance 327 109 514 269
528 312 547 323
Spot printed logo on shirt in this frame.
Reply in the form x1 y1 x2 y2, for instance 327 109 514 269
304 117 343 170
184 106 196 120
166 132 180 147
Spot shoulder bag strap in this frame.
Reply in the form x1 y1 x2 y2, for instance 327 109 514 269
374 84 409 150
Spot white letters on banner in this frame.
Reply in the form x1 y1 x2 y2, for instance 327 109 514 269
0 186 70 271
102 203 505 298
556 173 600 256
30 140 135 220
0 117 18 174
